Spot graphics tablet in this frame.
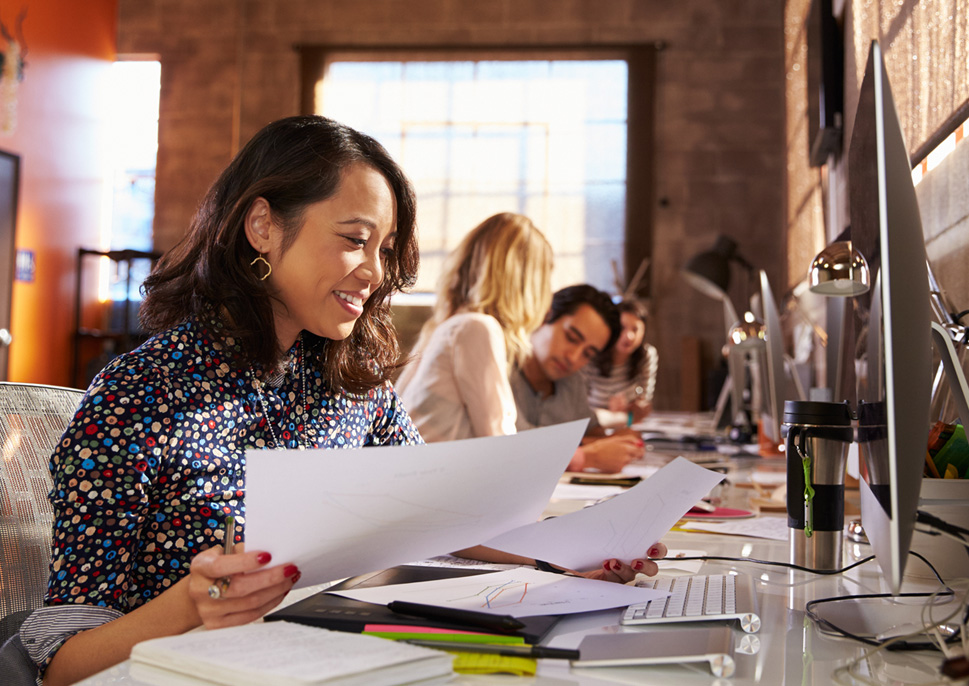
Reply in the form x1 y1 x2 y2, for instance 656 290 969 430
265 564 561 644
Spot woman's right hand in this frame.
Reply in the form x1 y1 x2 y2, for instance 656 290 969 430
607 393 628 412
581 434 645 473
188 545 301 629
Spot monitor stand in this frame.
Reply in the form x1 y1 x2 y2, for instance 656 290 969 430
930 321 969 427
810 591 962 643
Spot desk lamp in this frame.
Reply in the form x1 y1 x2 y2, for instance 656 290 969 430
682 235 759 436
806 238 871 399
808 240 870 296
728 311 766 350
787 239 871 569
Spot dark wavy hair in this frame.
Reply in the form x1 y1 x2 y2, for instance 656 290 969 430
545 284 621 353
140 115 419 394
594 298 650 380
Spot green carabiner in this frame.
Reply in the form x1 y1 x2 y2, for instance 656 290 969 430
798 432 815 538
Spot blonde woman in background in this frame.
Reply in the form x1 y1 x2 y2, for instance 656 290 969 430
397 213 553 441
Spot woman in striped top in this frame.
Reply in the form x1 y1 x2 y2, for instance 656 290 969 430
583 298 658 426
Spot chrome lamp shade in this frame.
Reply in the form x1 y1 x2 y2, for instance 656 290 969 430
808 241 870 296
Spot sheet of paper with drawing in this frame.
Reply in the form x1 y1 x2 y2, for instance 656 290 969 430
329 567 664 617
245 420 587 588
483 457 726 569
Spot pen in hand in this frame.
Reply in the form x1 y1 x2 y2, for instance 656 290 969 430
223 515 236 555
207 516 236 600
387 600 525 632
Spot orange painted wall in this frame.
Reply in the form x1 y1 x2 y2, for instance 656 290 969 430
0 0 117 387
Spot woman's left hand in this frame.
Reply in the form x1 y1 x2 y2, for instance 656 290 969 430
578 542 668 583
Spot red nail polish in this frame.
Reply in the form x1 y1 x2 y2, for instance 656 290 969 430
283 564 299 578
256 552 272 565
612 560 622 571
291 572 302 585
648 547 659 557
603 560 611 570
633 560 644 571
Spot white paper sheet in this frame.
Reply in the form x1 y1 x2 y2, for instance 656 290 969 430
655 549 708 575
679 516 791 541
550 482 626 502
245 421 587 587
483 457 726 569
328 567 667 617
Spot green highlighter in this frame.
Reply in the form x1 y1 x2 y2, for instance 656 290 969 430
362 625 525 645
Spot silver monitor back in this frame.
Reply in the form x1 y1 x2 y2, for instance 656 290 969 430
850 40 932 594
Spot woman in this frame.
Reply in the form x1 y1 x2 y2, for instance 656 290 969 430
396 213 553 441
583 298 659 426
20 115 422 686
15 117 659 686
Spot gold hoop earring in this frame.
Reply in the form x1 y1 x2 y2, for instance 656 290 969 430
250 255 272 281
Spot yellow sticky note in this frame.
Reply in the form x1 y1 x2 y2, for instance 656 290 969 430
452 652 537 676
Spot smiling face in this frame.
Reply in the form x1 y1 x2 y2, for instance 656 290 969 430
528 303 612 386
246 162 397 350
613 310 646 362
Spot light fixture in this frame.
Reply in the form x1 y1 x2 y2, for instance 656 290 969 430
808 240 870 296
727 310 766 350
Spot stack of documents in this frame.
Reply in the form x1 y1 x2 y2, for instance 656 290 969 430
129 622 453 686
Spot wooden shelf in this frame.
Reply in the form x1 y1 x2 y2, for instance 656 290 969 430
71 248 161 388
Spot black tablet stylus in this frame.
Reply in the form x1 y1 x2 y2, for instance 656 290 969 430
387 600 525 632
404 639 579 660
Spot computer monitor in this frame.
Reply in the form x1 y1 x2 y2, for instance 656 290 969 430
758 269 796 445
848 40 933 594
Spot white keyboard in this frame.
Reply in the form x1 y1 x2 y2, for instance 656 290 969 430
622 573 761 633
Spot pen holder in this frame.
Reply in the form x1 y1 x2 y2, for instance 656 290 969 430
784 400 853 570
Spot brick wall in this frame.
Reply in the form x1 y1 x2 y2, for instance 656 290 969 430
784 0 969 399
117 0 788 411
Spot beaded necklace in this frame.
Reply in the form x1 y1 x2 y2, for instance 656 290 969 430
252 333 313 449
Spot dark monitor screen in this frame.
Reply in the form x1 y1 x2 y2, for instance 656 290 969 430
848 40 932 593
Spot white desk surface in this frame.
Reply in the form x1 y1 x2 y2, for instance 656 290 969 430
75 454 957 686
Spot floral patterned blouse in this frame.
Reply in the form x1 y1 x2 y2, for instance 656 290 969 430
21 317 421 676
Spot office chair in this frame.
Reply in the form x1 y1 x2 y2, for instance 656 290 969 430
0 382 84 644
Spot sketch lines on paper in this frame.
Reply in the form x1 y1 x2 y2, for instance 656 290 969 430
449 578 530 609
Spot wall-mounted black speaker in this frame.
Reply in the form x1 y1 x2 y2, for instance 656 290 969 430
807 0 844 167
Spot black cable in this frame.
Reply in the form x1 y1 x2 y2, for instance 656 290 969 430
918 509 969 539
663 554 876 576
673 550 964 651
803 551 962 652
917 509 969 567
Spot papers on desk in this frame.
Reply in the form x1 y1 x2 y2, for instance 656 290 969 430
245 420 587 588
329 567 665 617
130 621 453 686
655 549 707 575
484 457 726 570
679 516 790 541
551 482 625 502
